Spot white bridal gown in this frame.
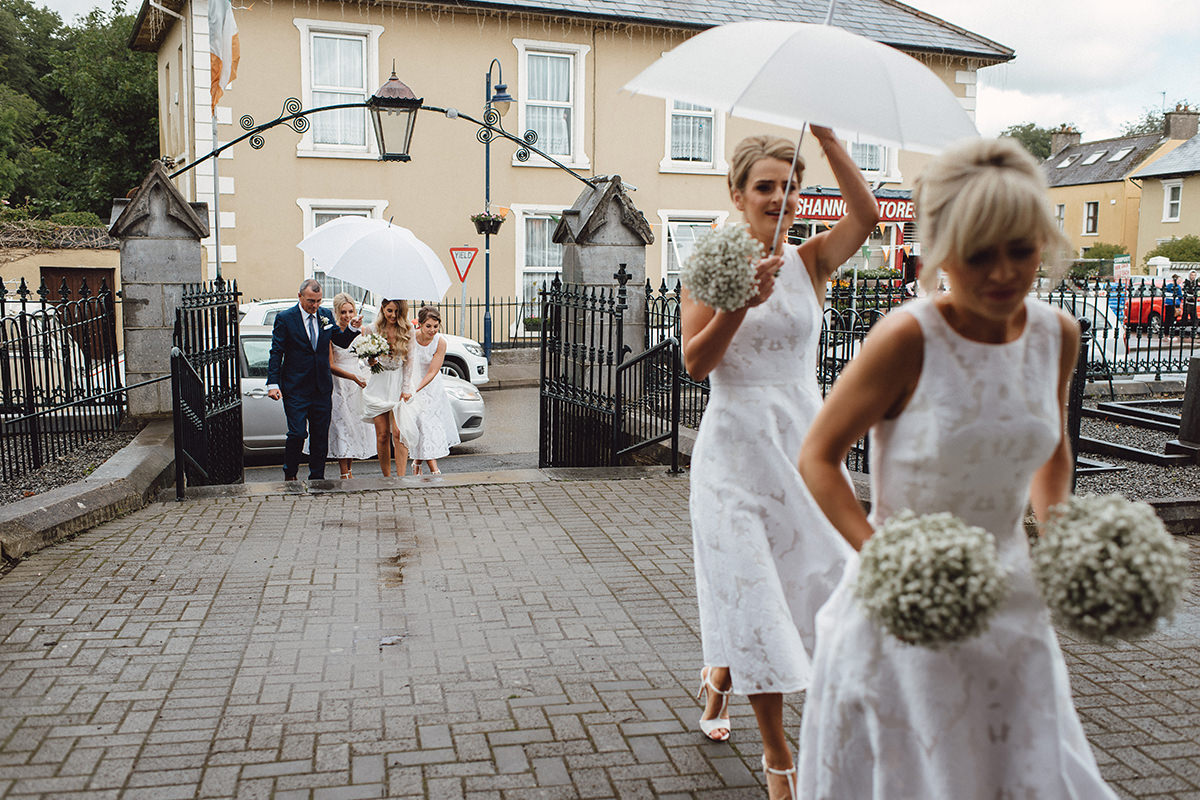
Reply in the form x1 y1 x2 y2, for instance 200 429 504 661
797 298 1117 799
689 244 852 694
359 325 418 446
405 331 461 460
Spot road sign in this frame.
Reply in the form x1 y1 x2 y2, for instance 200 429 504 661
449 247 478 282
1114 254 1131 279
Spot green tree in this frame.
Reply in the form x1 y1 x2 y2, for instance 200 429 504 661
0 83 42 198
1000 122 1060 161
0 0 66 110
1122 106 1166 136
1082 242 1128 260
1144 235 1200 264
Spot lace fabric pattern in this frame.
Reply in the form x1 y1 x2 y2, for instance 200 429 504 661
689 244 852 695
797 298 1117 799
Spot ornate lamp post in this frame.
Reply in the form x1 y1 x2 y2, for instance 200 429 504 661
480 59 514 358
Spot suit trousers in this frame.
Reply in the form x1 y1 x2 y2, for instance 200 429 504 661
283 392 332 479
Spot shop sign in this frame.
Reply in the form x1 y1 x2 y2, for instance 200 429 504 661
797 195 915 223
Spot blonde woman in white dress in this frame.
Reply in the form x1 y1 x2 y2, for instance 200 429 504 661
796 137 1116 799
360 297 415 477
682 127 877 799
306 293 377 478
407 306 461 475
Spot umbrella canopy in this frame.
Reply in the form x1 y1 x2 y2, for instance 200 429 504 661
297 217 452 300
623 20 978 154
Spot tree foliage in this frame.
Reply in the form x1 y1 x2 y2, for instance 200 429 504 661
1082 242 1128 260
0 0 157 219
1144 236 1200 264
1000 122 1059 161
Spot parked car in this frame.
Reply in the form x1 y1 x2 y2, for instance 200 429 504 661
239 299 489 385
239 325 485 456
1031 287 1128 366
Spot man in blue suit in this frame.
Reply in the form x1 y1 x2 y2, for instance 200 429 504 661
266 279 336 480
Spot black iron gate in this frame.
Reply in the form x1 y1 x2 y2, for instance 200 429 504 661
171 278 242 498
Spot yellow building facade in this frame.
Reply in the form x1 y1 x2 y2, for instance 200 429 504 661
129 0 1012 305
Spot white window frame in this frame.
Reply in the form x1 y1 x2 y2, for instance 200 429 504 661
1163 180 1183 222
656 210 731 286
1055 203 1066 232
296 199 389 299
1083 201 1099 236
293 18 383 160
510 203 570 302
512 39 590 170
846 138 900 182
659 100 727 175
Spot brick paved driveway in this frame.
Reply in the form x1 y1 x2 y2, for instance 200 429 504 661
1 474 1198 799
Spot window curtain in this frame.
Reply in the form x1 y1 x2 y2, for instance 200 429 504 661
667 220 714 285
527 54 571 156
671 102 713 163
312 211 370 301
523 216 563 299
312 35 366 146
851 142 884 172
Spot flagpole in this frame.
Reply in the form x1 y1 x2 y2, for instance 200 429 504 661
211 113 222 280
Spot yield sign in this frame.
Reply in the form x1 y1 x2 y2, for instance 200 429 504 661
449 247 478 282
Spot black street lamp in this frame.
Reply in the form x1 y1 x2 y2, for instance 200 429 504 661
479 58 514 358
367 69 423 162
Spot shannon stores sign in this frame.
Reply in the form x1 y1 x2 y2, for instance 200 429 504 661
797 194 915 223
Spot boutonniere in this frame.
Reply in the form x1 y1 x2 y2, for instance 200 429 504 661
319 316 332 330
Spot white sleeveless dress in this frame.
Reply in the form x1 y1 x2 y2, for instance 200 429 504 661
796 298 1117 799
405 332 461 460
359 324 418 446
304 337 376 460
689 244 852 695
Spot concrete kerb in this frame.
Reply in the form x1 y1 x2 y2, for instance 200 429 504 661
0 419 175 563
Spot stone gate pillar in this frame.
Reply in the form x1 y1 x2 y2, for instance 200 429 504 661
108 163 209 418
553 175 654 353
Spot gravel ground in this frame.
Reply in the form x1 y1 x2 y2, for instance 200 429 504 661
1075 395 1200 500
0 429 140 506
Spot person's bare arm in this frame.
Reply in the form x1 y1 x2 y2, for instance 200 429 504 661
798 312 924 550
415 338 447 393
680 254 783 380
1030 311 1081 526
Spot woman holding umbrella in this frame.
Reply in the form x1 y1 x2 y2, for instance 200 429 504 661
683 126 877 799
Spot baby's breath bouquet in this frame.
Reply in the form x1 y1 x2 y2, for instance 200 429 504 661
1034 493 1190 641
856 510 1010 648
679 223 764 312
350 332 390 374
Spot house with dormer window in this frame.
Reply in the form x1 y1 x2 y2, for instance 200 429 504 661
1044 108 1198 266
1132 130 1200 264
128 0 1012 305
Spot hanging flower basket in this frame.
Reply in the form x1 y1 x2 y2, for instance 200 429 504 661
471 213 505 235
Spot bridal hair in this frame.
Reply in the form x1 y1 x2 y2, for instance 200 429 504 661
914 137 1069 292
331 292 356 315
417 305 441 325
728 135 805 195
377 298 411 360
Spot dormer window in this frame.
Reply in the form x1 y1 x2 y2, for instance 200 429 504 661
1081 152 1105 165
1057 155 1077 168
1108 147 1134 162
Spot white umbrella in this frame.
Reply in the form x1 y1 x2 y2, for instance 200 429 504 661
297 217 452 300
623 20 978 155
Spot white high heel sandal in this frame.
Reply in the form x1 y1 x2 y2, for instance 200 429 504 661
762 755 797 800
696 666 732 742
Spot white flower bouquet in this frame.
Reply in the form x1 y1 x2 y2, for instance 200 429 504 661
1034 493 1190 641
351 332 390 374
679 223 764 312
855 510 1010 648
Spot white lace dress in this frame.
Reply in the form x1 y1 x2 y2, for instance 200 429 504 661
359 324 418 445
304 336 376 460
689 244 852 695
405 332 461 460
796 298 1117 799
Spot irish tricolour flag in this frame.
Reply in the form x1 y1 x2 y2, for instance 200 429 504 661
209 0 239 110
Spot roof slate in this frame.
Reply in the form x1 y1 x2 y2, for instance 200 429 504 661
1043 134 1164 188
438 0 1013 60
1132 135 1200 179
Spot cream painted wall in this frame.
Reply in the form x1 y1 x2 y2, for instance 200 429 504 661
164 3 983 303
1049 182 1139 262
0 249 124 346
1137 176 1200 266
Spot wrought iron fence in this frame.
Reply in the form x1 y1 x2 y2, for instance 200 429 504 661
615 336 682 471
406 295 544 349
0 276 124 483
172 278 243 496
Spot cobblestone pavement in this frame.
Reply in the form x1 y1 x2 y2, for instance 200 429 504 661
1 474 1198 799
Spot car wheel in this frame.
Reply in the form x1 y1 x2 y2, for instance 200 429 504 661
1148 313 1162 337
441 359 469 380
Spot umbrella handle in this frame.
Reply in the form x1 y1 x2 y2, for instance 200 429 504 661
770 124 806 257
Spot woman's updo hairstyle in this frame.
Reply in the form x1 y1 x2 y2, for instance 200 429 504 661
728 135 805 195
914 137 1069 292
331 292 356 314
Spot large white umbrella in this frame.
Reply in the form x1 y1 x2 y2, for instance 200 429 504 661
297 217 452 300
623 19 978 155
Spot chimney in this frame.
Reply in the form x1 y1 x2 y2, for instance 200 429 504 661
1165 104 1199 140
1050 125 1081 157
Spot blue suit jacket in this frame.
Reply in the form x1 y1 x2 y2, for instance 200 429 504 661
266 304 336 401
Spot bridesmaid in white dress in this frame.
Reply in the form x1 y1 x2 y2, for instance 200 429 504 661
406 306 461 475
682 126 877 799
359 298 414 477
797 138 1117 799
308 293 377 478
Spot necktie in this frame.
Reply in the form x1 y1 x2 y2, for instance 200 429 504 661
307 313 317 350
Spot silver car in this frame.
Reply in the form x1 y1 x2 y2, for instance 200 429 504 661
239 325 484 456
